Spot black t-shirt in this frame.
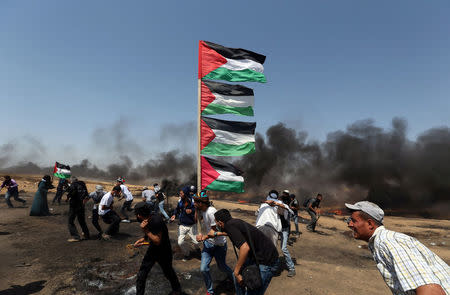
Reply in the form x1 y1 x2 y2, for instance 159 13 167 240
67 181 88 206
224 218 278 266
290 199 299 214
280 214 289 229
145 214 171 252
307 198 321 209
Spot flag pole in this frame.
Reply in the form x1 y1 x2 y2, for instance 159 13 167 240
197 78 201 195
197 41 202 195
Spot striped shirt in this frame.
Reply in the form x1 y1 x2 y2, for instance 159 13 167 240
368 226 450 295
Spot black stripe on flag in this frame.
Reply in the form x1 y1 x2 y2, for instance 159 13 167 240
204 156 243 176
204 41 266 64
203 80 254 96
202 116 256 135
56 162 71 170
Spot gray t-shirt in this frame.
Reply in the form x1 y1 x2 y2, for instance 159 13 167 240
142 189 156 203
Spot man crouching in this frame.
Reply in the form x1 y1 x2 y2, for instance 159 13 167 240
133 202 182 295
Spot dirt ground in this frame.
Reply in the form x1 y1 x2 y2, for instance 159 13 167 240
0 175 449 295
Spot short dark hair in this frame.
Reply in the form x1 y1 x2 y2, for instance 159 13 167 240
153 183 158 187
112 185 122 192
358 211 383 227
317 193 322 197
214 209 232 223
134 202 151 218
4 175 11 180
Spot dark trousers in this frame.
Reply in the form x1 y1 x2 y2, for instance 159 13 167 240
136 247 181 295
68 205 90 239
101 210 121 235
92 208 102 234
121 200 133 220
307 209 318 231
5 190 26 208
52 189 64 204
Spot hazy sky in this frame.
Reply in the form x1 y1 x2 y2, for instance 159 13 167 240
2 1 449 167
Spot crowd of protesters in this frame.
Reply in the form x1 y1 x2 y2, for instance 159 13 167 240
1 174 449 295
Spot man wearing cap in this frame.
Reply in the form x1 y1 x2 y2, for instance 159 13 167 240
116 178 134 223
88 185 106 238
346 201 450 295
98 185 122 240
194 191 233 295
306 193 322 232
255 190 296 277
214 209 279 295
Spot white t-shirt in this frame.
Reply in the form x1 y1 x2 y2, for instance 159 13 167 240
120 184 133 201
202 206 226 246
99 192 114 216
142 189 155 203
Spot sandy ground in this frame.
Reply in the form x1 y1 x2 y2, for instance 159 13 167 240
0 175 449 295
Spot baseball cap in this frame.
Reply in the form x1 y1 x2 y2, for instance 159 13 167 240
283 189 290 194
345 201 384 224
95 185 104 192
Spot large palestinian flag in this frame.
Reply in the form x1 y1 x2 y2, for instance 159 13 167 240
201 80 254 116
201 156 244 192
53 162 71 179
199 41 266 83
201 116 255 156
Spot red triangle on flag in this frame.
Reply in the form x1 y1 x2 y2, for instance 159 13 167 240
201 156 220 190
199 41 227 79
201 118 216 150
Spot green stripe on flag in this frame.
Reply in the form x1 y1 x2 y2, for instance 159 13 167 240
201 142 255 156
202 104 254 116
54 172 71 179
204 67 267 83
206 179 244 193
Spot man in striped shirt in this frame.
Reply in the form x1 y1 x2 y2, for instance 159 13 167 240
346 201 449 295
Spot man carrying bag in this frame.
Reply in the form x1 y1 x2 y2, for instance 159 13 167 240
214 209 279 295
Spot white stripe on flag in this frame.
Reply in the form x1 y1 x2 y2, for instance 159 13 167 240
56 168 71 175
212 94 254 108
223 58 264 73
211 129 255 145
216 170 244 182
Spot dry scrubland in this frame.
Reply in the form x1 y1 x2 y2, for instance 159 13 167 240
0 175 449 294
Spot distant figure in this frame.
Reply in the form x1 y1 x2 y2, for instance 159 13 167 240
142 186 155 204
190 185 197 197
194 191 233 294
52 178 69 205
116 178 133 223
214 209 279 295
30 175 54 216
289 194 300 236
133 202 182 295
98 185 122 240
88 185 106 238
154 183 170 221
306 193 322 232
170 186 200 261
346 201 450 294
1 175 26 208
66 177 90 242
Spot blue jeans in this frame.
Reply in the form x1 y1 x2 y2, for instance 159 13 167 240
281 229 295 270
291 214 299 233
5 190 25 208
159 200 170 219
234 258 279 295
200 240 233 294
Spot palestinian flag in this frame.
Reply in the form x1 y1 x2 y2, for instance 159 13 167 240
53 162 71 179
201 80 254 117
201 156 244 193
201 116 255 156
199 41 266 83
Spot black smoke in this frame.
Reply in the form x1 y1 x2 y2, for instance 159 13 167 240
237 118 450 216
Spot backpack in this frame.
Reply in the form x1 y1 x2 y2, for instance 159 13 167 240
303 198 312 207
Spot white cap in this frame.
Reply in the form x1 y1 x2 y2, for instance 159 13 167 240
345 201 384 224
283 189 290 194
95 185 103 192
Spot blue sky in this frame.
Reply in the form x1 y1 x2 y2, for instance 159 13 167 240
1 1 449 166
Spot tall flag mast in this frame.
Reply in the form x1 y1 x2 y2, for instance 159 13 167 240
198 40 266 193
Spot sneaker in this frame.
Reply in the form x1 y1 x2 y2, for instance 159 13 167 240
121 219 131 223
287 269 296 277
67 238 81 242
101 233 111 240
